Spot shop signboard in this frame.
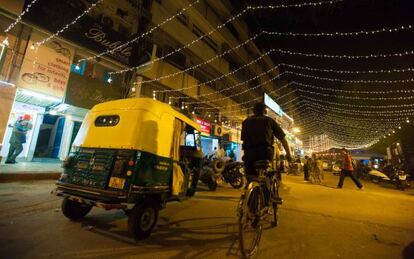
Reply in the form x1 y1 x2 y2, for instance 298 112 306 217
64 73 123 109
195 117 211 135
264 93 283 116
22 0 140 67
17 33 74 99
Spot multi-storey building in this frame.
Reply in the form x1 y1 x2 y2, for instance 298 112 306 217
0 0 282 162
136 0 281 156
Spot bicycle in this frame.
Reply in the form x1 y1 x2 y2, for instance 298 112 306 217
237 160 282 258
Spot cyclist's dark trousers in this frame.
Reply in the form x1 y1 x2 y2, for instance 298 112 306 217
337 169 363 188
243 146 274 176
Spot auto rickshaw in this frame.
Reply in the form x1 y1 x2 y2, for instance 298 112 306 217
53 98 203 240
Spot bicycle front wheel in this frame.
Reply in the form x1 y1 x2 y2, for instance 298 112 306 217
238 185 262 258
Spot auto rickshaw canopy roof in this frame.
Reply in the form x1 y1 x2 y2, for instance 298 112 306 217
73 98 201 158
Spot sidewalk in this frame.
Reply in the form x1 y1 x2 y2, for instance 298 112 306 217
0 158 62 182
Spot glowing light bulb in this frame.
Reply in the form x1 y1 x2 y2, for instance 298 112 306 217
2 38 9 46
30 44 35 50
75 64 80 70
107 77 112 83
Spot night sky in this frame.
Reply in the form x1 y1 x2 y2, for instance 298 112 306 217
238 0 414 147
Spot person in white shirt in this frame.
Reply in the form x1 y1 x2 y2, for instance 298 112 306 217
215 145 226 159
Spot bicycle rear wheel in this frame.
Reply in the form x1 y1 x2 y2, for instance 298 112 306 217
238 185 262 258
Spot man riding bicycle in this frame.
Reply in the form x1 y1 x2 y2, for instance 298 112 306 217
241 102 292 177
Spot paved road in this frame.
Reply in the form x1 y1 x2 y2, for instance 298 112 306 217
0 172 413 259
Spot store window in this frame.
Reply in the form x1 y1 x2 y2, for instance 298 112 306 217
183 127 201 150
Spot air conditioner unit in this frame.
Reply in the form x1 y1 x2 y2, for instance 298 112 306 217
213 125 223 136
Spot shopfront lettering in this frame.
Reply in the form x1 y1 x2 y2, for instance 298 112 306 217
85 28 132 57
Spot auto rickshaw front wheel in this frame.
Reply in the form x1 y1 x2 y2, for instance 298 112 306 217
128 199 159 240
61 197 93 220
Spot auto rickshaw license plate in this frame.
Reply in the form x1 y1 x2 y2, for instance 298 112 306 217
108 177 125 189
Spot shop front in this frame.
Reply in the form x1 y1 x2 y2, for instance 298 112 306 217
194 117 218 158
222 125 242 161
1 31 74 162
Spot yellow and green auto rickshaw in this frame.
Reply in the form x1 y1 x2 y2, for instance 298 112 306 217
53 98 203 239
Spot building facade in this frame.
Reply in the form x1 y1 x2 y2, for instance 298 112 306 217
0 0 289 163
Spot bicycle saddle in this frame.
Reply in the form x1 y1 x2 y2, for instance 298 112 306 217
253 160 270 169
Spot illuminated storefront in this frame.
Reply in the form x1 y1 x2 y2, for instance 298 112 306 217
0 31 74 161
264 93 303 157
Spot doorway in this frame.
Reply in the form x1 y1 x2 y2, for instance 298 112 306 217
34 114 65 158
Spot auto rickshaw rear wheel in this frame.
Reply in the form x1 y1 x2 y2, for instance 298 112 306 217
128 199 159 240
61 197 93 220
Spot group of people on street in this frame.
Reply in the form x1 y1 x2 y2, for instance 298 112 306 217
303 154 324 183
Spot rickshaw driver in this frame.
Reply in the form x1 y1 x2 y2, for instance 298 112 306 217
241 102 292 200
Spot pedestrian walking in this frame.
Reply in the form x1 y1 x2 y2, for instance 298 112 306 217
5 114 32 164
303 156 310 181
316 156 324 183
337 148 364 189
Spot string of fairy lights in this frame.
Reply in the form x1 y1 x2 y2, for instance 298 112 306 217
153 42 272 94
33 0 105 48
290 81 414 94
295 109 407 130
281 63 414 74
2 0 413 149
284 71 414 84
265 25 413 37
291 100 414 117
77 0 202 64
78 0 341 70
138 46 414 100
179 69 283 105
277 87 414 101
278 99 412 148
293 108 411 124
142 45 414 92
191 83 290 118
107 1 344 78
2 0 40 46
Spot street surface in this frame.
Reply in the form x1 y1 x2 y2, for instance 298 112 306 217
0 172 413 259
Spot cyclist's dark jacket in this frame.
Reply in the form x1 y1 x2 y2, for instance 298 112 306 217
241 115 285 172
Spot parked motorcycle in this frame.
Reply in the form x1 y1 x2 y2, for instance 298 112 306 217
368 165 410 190
199 156 221 191
221 161 245 189
199 156 245 190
